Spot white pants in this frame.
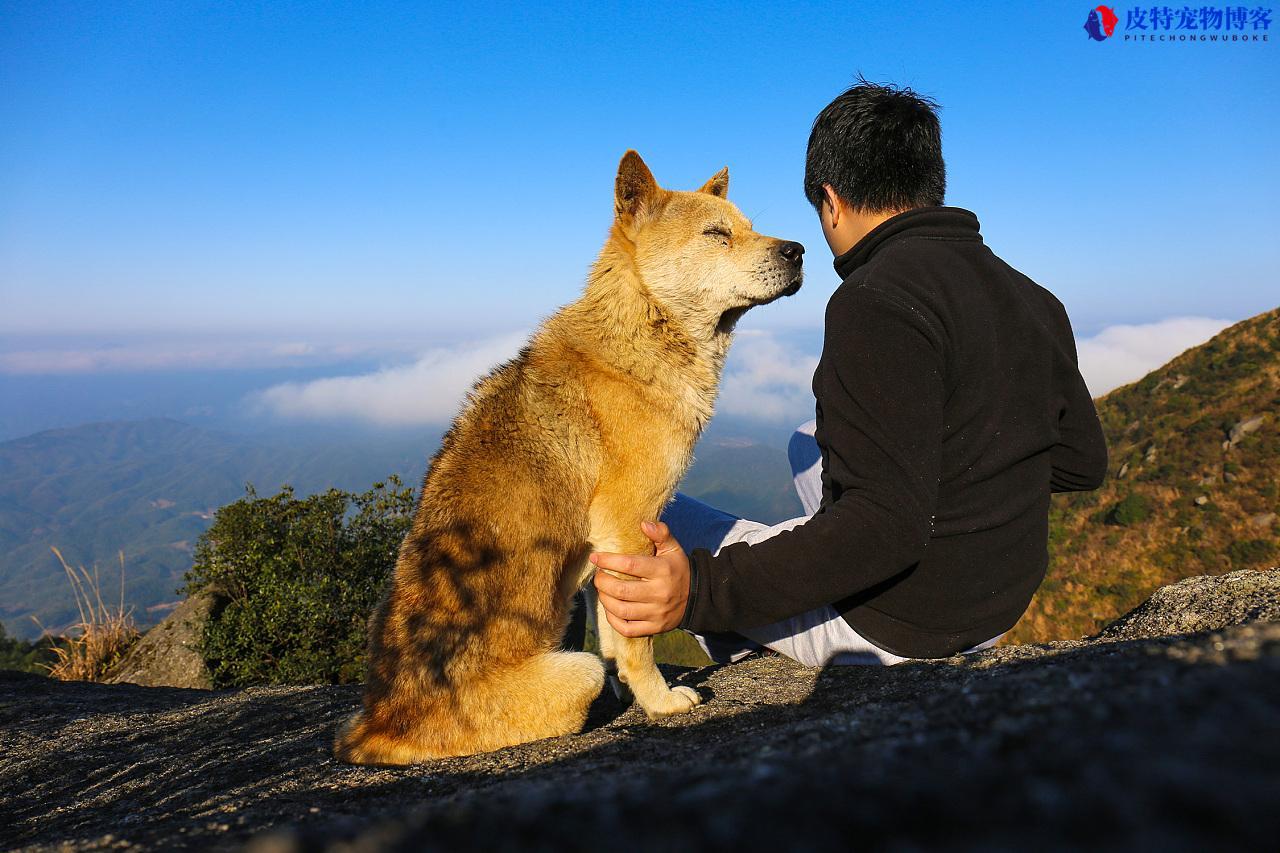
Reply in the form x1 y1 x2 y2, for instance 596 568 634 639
663 420 1001 667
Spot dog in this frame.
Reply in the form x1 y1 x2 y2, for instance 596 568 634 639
335 151 803 765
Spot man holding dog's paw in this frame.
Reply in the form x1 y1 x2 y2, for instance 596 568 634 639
591 81 1107 666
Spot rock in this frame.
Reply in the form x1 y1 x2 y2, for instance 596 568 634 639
103 586 226 689
1172 373 1189 389
1194 495 1209 506
1228 414 1266 445
1117 461 1129 479
1144 444 1157 463
1198 474 1216 486
1248 512 1276 530
1 571 1278 852
1225 470 1239 483
1094 569 1280 641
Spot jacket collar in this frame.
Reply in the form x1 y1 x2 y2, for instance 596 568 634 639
833 206 982 280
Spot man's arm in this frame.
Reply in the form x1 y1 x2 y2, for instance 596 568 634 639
678 285 945 634
1047 304 1108 493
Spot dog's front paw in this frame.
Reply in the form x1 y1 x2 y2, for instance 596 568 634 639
642 684 702 719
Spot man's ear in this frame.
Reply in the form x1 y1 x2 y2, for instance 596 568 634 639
698 167 729 198
615 150 661 221
822 184 842 228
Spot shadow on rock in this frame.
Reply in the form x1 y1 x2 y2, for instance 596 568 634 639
0 570 1276 852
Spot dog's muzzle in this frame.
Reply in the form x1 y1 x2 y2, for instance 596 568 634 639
778 241 805 265
779 241 803 296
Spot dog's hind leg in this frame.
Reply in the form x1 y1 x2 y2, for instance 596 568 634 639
336 649 605 765
470 650 607 749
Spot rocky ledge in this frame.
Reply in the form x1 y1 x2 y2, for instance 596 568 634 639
1 569 1277 852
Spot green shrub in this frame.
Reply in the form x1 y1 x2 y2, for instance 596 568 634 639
1136 463 1175 482
1186 417 1214 436
1227 539 1277 569
183 478 415 687
0 623 58 674
1094 582 1134 599
1106 493 1152 527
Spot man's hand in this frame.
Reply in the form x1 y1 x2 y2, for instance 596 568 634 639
591 520 690 638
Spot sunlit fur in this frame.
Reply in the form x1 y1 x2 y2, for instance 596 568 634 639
335 151 803 766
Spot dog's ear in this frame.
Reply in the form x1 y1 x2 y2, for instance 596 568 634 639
698 167 729 199
615 150 661 221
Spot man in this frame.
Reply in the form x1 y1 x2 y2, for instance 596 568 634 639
590 81 1108 666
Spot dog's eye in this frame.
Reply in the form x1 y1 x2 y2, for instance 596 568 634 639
703 226 731 240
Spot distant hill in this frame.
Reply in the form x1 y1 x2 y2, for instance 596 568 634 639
681 439 804 525
0 418 800 640
1009 307 1280 643
0 419 437 639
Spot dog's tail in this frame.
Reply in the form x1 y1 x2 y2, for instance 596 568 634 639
334 649 605 766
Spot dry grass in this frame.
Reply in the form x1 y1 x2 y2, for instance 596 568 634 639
37 547 139 682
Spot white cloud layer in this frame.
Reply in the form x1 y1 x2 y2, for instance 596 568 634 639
0 339 385 374
249 330 819 427
246 316 1234 427
716 331 820 421
1075 316 1231 397
250 333 528 426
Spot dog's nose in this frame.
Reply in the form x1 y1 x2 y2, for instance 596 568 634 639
779 241 804 264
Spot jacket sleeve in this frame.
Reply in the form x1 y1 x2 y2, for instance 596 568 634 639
1048 304 1109 493
680 286 944 634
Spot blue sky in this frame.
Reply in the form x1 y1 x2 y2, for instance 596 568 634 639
0 2 1277 428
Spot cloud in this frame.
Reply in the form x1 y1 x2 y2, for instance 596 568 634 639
250 333 527 426
250 329 819 427
0 339 367 374
716 331 820 422
1076 316 1231 397
243 315 1234 428
270 342 316 357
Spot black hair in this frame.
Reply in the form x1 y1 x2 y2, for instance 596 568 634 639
803 78 946 214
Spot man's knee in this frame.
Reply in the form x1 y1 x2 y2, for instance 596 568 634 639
788 420 820 475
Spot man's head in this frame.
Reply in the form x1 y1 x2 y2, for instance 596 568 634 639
804 80 946 256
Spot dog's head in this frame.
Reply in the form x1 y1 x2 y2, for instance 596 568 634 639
612 150 803 334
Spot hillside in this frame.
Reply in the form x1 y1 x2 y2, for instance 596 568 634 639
1010 307 1280 643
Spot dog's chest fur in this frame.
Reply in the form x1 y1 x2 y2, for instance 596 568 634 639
550 295 727 499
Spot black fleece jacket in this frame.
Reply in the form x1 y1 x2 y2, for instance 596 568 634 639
681 206 1108 658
